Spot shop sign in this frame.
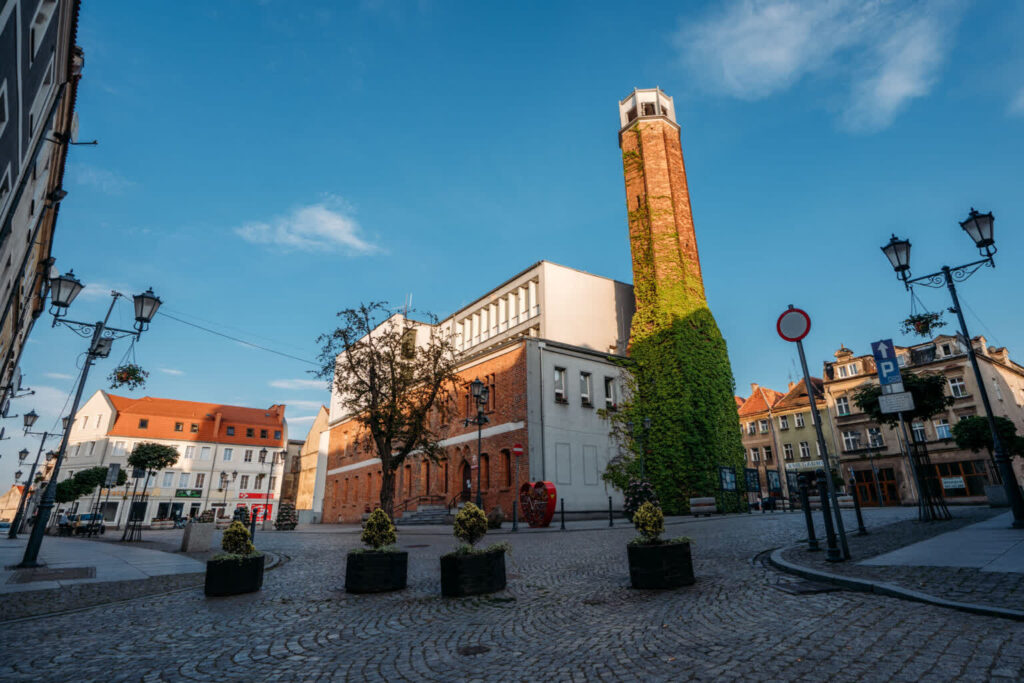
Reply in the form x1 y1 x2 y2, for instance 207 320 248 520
786 460 824 471
175 488 203 498
238 492 274 500
941 476 966 490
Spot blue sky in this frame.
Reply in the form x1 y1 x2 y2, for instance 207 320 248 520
4 0 1024 485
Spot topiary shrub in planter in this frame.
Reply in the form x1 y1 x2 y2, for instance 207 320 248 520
627 502 694 590
345 508 407 594
440 503 507 597
205 521 265 597
486 505 504 529
274 502 298 531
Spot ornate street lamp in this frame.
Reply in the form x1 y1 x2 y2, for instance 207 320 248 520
22 411 38 430
47 270 84 316
133 288 162 333
464 378 490 508
880 208 1024 528
18 449 29 462
15 470 23 482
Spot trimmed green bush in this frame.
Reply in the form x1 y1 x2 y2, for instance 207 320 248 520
453 503 488 547
361 508 397 550
222 521 255 556
632 502 664 544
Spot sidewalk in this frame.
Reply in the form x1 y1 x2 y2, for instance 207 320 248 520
772 506 1024 619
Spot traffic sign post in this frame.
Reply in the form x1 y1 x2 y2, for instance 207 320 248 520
777 305 850 560
511 444 524 533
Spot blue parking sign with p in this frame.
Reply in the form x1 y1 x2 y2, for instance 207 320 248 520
871 339 902 386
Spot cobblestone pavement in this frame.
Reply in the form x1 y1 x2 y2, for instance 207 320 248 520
779 507 1024 611
3 507 1024 682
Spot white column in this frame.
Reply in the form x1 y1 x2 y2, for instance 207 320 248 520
528 280 538 317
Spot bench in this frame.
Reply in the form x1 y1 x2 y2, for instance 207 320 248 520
689 497 718 517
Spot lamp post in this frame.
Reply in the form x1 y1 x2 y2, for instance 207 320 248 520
9 410 64 538
219 470 237 516
258 447 278 531
464 378 490 508
19 271 161 567
881 208 1024 528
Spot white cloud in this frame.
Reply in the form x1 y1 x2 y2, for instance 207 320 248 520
284 400 324 410
235 198 377 253
44 372 73 380
68 163 135 195
287 415 317 425
159 368 184 376
1009 87 1024 116
270 378 325 390
675 0 963 132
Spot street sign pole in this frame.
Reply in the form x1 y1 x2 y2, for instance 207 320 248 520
778 305 850 560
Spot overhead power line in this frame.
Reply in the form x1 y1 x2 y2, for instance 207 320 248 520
156 311 318 367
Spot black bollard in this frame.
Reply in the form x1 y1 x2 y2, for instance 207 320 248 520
512 499 518 533
850 475 868 536
249 512 257 543
816 470 843 562
608 496 614 527
797 473 819 551
560 498 566 531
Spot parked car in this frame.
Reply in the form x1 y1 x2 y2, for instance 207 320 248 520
71 513 105 535
0 521 11 533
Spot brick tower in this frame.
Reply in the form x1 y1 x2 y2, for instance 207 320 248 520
618 88 706 342
613 88 746 513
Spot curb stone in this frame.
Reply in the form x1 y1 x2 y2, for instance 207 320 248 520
769 545 1024 622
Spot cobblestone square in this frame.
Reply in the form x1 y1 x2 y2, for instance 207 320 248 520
2 507 1024 681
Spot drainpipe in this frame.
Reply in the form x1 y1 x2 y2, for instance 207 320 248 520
538 340 546 481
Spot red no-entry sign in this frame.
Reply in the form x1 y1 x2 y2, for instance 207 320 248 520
777 307 811 342
512 443 524 457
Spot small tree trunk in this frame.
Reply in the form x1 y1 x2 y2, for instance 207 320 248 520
379 468 396 519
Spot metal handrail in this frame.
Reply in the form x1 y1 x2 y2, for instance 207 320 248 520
395 494 445 515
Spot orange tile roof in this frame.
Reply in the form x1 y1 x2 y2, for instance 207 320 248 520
736 385 783 417
106 392 286 447
734 396 745 408
774 377 824 410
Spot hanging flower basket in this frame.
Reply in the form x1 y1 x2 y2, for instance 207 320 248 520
900 312 945 338
108 363 149 390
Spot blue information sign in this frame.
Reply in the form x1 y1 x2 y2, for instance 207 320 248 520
870 339 902 386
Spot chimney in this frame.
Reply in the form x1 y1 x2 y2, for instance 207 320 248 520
788 381 796 391
213 412 222 437
750 383 759 393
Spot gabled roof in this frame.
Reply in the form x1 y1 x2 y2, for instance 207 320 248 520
734 396 745 408
737 385 783 417
774 377 825 410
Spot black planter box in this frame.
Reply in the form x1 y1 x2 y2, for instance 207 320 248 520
205 553 265 597
440 549 506 597
627 541 694 589
345 551 408 593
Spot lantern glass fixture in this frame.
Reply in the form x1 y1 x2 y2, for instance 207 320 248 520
23 410 38 429
61 416 70 431
960 208 995 251
18 448 29 461
881 235 912 276
259 448 268 463
470 377 484 399
133 287 162 327
48 270 84 312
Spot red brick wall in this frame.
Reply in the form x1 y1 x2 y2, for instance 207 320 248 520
322 342 533 523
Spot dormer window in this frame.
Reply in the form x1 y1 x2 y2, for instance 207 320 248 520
941 343 952 356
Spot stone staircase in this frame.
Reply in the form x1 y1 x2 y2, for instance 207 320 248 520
395 505 450 526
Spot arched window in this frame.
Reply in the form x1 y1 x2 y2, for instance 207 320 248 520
481 453 490 490
443 460 449 493
502 449 512 488
366 471 373 501
405 464 412 497
343 477 349 503
424 460 431 495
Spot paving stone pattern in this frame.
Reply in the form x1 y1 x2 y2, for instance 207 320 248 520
2 507 1023 681
780 507 1024 611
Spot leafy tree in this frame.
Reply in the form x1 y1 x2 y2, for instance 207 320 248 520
127 442 180 472
852 373 954 431
53 466 128 503
952 415 1024 479
316 302 459 519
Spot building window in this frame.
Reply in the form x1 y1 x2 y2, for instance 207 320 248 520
553 367 567 403
113 441 126 457
934 419 952 440
746 422 756 435
941 343 952 356
223 448 233 462
183 446 194 459
200 446 211 460
836 397 850 416
842 430 861 451
948 377 967 398
758 419 769 434
138 419 148 429
240 475 249 489
783 444 794 460
503 450 512 487
992 378 1003 401
190 423 199 433
179 473 189 488
799 441 810 459
194 473 205 489
763 445 773 463
246 428 255 438
260 429 268 439
226 426 235 436
269 476 276 490
868 427 884 448
255 474 265 489
274 430 281 440
750 447 759 462
933 460 987 497
795 413 805 428
837 365 847 378
778 415 789 430
174 422 183 432
604 377 616 409
162 472 174 488
579 372 592 407
244 449 253 462
911 422 927 443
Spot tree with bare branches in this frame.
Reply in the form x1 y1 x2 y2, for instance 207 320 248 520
315 302 459 519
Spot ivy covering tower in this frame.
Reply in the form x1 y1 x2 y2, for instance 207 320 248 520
606 88 747 513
